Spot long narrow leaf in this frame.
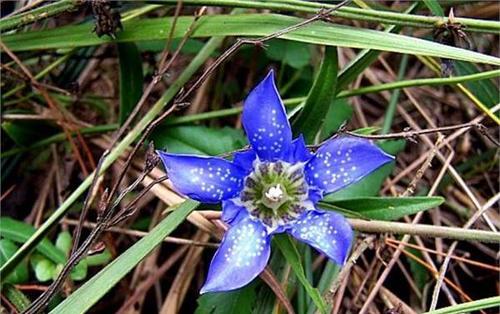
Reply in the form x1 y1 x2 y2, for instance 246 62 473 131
3 14 500 65
117 42 144 125
293 46 338 143
320 196 445 221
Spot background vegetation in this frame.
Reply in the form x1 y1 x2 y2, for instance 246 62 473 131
0 1 499 313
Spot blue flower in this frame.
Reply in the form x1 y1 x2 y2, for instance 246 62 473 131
157 70 394 294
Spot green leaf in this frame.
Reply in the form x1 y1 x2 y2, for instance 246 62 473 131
4 14 500 65
151 125 247 155
2 283 31 312
50 200 198 314
0 239 29 284
319 99 353 141
0 217 66 266
118 42 144 125
307 261 340 314
265 39 311 69
1 121 56 146
70 259 88 281
31 255 57 282
55 231 73 256
321 196 444 221
136 38 212 55
195 285 256 314
323 140 406 200
84 249 112 266
274 234 327 314
423 0 445 17
293 46 338 143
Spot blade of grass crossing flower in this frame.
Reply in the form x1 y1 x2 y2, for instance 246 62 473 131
4 14 500 66
422 296 500 314
274 234 327 314
293 46 338 143
422 0 445 17
50 200 199 314
118 42 144 125
0 36 225 280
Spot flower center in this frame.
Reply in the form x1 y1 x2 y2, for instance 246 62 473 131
265 184 284 202
239 160 313 231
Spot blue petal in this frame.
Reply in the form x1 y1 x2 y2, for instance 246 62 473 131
157 151 245 203
242 70 292 161
304 136 394 194
221 199 248 226
289 210 353 265
232 149 256 173
200 217 271 293
308 186 323 204
284 134 313 163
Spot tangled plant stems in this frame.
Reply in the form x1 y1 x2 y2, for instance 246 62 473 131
157 71 393 293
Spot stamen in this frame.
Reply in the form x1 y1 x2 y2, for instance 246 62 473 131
265 184 284 202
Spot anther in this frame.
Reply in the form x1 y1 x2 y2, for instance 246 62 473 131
265 184 284 202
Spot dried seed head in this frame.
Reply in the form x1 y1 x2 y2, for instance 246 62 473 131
145 142 160 172
97 188 109 217
91 0 122 38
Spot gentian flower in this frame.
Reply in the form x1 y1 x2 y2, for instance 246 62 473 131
157 70 393 293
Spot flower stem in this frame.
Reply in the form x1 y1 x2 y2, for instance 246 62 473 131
348 218 500 243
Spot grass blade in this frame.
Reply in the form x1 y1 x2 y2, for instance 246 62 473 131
118 42 144 125
274 234 327 314
3 14 500 65
422 296 500 314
